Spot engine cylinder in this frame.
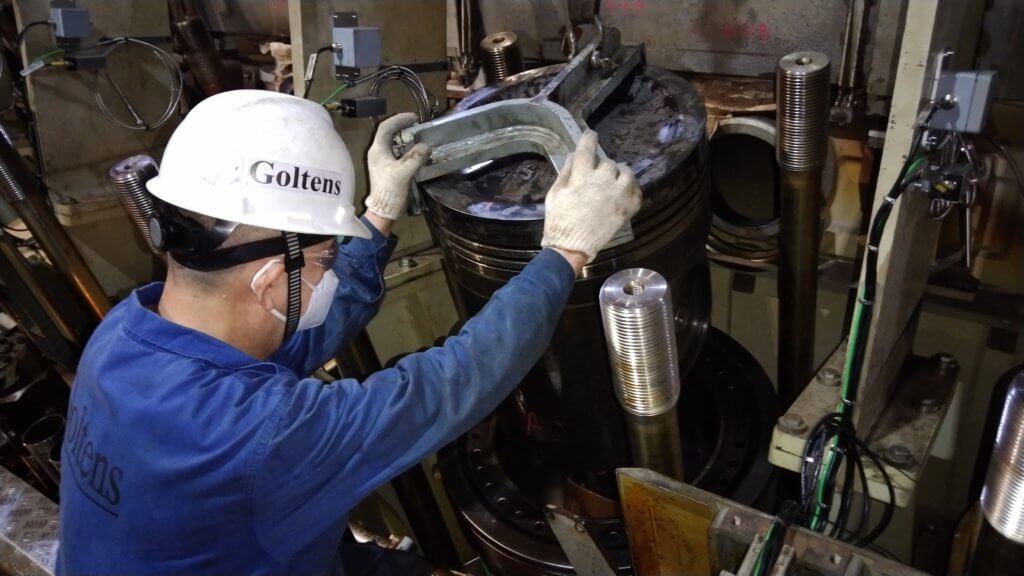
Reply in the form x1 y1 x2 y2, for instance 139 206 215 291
426 63 777 574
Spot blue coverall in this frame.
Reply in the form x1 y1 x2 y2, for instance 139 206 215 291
57 217 576 575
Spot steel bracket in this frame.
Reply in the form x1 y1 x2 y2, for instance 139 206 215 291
544 505 617 576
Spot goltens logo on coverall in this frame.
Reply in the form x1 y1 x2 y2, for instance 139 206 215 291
248 159 347 196
65 404 124 516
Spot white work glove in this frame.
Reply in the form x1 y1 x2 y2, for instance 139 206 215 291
541 130 642 262
364 112 431 221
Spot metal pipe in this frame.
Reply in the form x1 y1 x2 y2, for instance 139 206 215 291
22 414 64 485
0 125 111 319
599 268 685 481
0 233 80 346
334 330 462 569
775 51 830 405
108 155 161 254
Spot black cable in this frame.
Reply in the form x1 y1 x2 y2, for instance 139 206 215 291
866 543 898 561
831 441 858 539
851 446 871 542
799 412 897 546
852 438 895 545
817 518 899 560
981 135 1024 198
303 45 335 100
15 20 52 54
800 106 942 545
754 500 801 576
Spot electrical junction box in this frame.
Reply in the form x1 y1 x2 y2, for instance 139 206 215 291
338 96 387 118
929 70 997 134
332 26 382 70
50 7 91 39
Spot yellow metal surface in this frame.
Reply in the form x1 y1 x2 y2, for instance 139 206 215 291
618 471 714 576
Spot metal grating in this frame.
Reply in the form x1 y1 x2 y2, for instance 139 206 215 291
0 465 58 576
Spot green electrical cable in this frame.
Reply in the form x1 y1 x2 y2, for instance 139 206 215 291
752 523 778 576
31 48 64 65
318 83 347 106
808 152 928 531
903 156 927 183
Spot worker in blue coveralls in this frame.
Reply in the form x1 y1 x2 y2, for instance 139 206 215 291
58 90 640 575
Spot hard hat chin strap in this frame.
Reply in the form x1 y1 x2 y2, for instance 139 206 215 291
281 232 304 340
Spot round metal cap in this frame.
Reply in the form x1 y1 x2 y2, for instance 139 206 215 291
481 32 519 52
777 51 830 76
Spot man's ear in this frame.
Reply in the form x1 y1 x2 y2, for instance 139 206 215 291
249 260 285 312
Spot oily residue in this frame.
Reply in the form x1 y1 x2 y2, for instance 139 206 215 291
424 66 704 221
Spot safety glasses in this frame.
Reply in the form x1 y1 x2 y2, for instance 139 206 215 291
304 243 339 271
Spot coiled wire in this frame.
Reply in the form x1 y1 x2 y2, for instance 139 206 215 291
349 66 439 127
108 155 160 254
599 268 680 416
92 37 183 131
776 51 831 171
981 376 1024 543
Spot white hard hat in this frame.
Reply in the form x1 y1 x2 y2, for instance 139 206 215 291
147 90 371 239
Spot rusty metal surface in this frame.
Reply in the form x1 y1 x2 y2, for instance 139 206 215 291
691 77 775 124
600 0 847 81
618 469 718 576
0 465 58 576
198 0 291 37
617 468 929 576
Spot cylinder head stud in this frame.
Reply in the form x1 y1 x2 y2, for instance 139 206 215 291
982 376 1024 543
775 51 831 172
600 268 680 416
480 32 524 84
109 155 160 254
174 16 229 97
